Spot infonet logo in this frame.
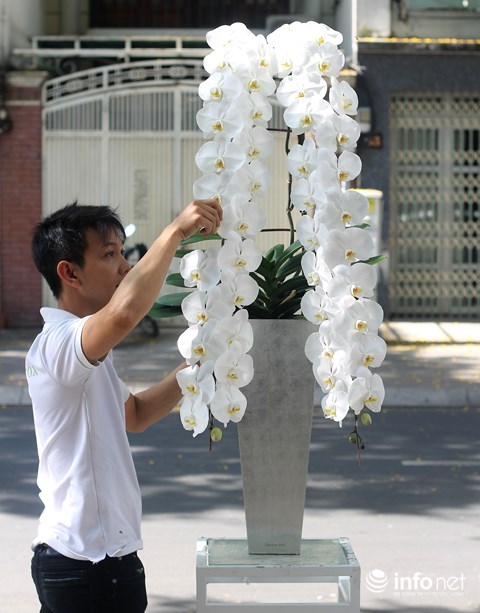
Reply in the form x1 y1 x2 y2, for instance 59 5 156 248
365 569 389 593
365 569 466 597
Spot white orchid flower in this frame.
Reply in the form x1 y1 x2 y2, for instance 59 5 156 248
214 348 254 388
214 308 254 354
291 177 320 213
203 46 250 74
321 227 374 269
321 381 350 423
230 159 270 197
210 383 247 426
195 136 246 176
313 350 351 393
193 171 247 206
329 77 359 116
206 22 257 51
304 21 344 47
181 289 234 326
297 215 329 252
267 23 306 77
244 91 273 127
219 269 259 307
179 397 210 436
328 263 378 300
332 297 384 338
337 151 362 183
177 361 215 403
284 94 332 134
305 44 345 78
196 101 244 139
219 196 266 239
235 63 277 97
247 34 278 76
233 126 274 161
179 247 221 291
276 71 327 107
316 188 369 230
309 160 339 195
198 70 243 103
313 116 338 151
177 321 227 365
287 137 323 178
334 114 361 150
301 250 333 287
347 331 387 372
218 232 263 274
304 323 347 363
177 361 216 435
301 287 339 325
348 367 385 414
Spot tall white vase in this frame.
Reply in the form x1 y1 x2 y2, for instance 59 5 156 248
237 318 315 555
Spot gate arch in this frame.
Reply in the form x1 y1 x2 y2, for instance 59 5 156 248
42 59 291 309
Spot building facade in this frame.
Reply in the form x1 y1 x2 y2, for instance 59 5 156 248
0 0 479 326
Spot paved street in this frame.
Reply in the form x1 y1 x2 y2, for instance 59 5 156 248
1 325 480 612
2 404 480 612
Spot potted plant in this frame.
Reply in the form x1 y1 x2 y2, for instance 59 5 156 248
149 21 387 554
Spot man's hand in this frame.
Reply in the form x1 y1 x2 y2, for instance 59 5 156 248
170 199 223 241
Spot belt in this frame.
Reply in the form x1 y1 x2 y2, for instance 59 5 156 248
36 543 63 556
35 543 137 561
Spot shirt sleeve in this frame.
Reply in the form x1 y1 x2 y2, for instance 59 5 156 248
40 316 97 387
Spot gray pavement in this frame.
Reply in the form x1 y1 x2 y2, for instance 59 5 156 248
1 322 480 612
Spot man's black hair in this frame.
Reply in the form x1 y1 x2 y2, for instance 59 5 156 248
32 202 126 299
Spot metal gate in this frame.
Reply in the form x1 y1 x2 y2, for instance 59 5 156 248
42 60 291 307
389 93 480 320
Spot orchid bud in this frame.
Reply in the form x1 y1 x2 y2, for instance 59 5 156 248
210 427 223 442
360 412 372 426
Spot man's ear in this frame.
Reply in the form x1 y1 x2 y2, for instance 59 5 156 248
57 261 80 288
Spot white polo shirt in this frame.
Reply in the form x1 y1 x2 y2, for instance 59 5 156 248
26 307 143 563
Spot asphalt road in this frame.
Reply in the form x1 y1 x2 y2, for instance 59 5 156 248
1 403 480 612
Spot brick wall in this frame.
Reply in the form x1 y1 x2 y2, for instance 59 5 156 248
0 72 47 328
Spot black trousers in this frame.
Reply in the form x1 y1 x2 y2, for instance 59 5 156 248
31 544 148 613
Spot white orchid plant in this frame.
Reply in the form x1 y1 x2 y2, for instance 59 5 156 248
150 21 387 452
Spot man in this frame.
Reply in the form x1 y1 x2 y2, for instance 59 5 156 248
27 199 221 612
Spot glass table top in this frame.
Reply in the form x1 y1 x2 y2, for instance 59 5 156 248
205 538 351 567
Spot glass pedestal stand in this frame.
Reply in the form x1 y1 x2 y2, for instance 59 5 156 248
196 537 361 612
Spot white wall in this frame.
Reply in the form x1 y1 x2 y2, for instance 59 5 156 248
0 0 44 64
357 0 391 37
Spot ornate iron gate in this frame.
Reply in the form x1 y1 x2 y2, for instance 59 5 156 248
42 59 290 307
389 93 480 320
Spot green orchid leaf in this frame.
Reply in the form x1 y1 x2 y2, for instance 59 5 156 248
155 292 191 306
272 275 309 300
264 243 284 263
274 302 304 319
255 259 276 283
148 304 183 319
275 251 305 280
245 303 271 319
180 232 222 246
353 254 388 266
165 272 186 287
274 240 303 270
347 223 371 229
249 272 271 295
174 248 193 258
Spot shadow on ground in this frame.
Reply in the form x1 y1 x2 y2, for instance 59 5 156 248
1 404 480 520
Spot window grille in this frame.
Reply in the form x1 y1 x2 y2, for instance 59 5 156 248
389 93 480 320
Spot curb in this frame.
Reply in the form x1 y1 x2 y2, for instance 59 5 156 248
3 382 477 409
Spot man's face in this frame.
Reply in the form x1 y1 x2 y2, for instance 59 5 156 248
75 228 132 313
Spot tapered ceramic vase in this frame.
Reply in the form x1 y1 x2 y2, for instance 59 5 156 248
237 318 315 555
